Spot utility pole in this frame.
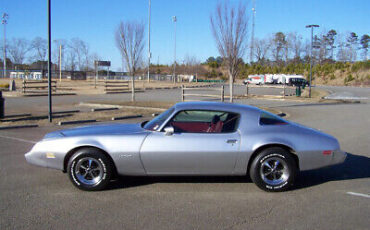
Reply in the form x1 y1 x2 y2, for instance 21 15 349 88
305 24 319 98
249 0 256 63
147 0 151 83
2 13 8 78
59 44 62 82
172 16 177 83
47 0 52 122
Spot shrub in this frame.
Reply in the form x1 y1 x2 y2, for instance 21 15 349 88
344 74 354 84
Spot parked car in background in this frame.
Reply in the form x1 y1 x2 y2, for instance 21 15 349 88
25 102 346 192
288 78 309 86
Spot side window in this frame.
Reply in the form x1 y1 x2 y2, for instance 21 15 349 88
168 110 240 133
259 112 287 125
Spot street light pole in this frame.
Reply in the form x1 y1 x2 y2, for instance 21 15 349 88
59 44 62 82
147 0 151 83
47 0 52 122
249 0 256 63
305 24 319 98
172 16 177 83
2 13 8 78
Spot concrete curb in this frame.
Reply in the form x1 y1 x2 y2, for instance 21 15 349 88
105 90 144 94
0 124 39 130
111 115 143 121
1 114 71 122
22 93 76 97
53 110 80 114
58 119 96 126
79 102 167 111
4 113 32 118
79 102 123 108
91 108 119 112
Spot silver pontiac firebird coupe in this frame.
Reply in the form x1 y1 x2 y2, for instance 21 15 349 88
25 102 346 192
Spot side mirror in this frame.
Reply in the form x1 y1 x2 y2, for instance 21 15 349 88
164 126 174 136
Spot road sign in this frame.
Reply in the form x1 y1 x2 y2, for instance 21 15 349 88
95 61 111 67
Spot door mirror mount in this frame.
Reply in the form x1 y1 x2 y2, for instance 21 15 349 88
164 126 174 136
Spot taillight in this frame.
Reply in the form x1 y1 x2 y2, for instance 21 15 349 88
323 150 333 155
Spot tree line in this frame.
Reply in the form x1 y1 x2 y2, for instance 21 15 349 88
0 37 99 72
205 31 369 68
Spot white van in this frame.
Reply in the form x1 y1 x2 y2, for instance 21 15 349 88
243 75 265 85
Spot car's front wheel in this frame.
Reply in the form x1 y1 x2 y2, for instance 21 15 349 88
250 147 297 192
67 148 113 191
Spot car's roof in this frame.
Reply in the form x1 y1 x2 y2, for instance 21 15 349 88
174 101 261 114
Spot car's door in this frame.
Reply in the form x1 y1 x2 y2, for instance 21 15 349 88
140 110 241 175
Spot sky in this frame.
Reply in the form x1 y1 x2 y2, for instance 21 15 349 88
1 0 369 70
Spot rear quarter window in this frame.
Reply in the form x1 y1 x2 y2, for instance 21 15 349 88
259 112 287 125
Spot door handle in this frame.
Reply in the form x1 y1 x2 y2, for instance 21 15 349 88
226 139 237 144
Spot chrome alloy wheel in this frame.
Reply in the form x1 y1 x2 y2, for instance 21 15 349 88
75 157 104 186
259 157 290 186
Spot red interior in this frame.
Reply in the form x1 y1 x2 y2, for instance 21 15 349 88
171 121 224 133
208 121 224 133
171 122 209 132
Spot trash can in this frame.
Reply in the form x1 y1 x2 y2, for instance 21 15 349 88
296 86 301 97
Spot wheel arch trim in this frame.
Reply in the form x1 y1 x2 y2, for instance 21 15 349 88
63 145 117 176
247 143 300 175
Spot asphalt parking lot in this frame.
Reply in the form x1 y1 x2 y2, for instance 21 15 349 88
1 87 369 230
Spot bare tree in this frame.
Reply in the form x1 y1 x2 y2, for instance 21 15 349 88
65 42 77 71
336 33 350 62
30 37 47 77
70 38 90 71
254 37 271 64
303 39 311 62
287 32 303 62
8 38 30 64
115 20 145 101
210 1 248 102
183 54 200 75
31 37 47 62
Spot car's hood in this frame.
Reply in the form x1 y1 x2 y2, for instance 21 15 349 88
44 123 146 139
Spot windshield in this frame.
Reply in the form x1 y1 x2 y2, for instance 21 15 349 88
143 107 175 131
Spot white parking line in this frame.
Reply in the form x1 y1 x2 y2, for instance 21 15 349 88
346 192 370 199
0 134 36 144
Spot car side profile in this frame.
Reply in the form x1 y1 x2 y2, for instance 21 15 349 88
25 101 346 192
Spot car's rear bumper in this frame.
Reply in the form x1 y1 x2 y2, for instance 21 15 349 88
299 149 347 171
332 150 347 165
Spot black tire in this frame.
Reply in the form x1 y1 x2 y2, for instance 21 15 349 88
67 148 113 191
249 147 297 192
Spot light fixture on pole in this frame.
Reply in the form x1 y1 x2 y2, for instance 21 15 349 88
2 13 8 78
305 24 319 98
172 16 177 83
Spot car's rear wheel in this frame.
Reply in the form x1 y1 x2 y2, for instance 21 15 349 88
250 147 297 192
67 148 113 191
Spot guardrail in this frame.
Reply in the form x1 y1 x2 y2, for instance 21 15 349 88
181 85 224 102
22 80 57 94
